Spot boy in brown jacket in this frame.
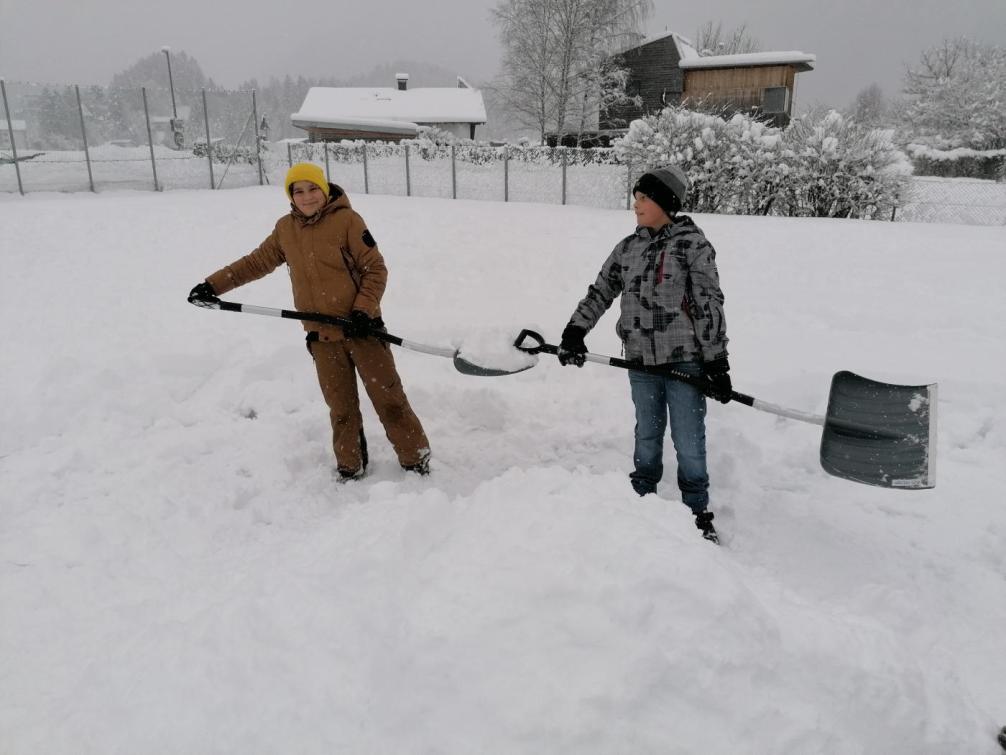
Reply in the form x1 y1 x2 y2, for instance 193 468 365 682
189 162 431 480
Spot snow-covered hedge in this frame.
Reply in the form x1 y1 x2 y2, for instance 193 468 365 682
615 107 912 219
289 139 623 168
905 144 1006 181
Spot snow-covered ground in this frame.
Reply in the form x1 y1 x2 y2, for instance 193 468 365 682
1 187 1004 754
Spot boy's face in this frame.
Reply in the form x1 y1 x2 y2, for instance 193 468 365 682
290 180 328 216
633 191 672 230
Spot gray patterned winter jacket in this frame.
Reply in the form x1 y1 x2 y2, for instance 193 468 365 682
568 215 728 365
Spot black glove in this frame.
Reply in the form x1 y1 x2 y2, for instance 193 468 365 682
342 310 375 338
702 356 733 403
188 281 218 306
558 324 587 367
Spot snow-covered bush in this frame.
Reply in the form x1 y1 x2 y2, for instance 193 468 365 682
615 106 787 214
781 111 911 219
615 105 910 219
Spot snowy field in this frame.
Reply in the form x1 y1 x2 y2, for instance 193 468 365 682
1 187 1005 754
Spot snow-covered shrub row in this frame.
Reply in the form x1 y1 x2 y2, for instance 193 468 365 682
287 139 622 170
191 141 261 165
905 144 1006 182
616 106 912 219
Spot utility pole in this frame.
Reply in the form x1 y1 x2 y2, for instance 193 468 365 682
161 46 184 148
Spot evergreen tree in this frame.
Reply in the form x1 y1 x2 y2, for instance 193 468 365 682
849 83 887 128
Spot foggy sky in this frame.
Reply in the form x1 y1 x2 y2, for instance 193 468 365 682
2 0 1004 109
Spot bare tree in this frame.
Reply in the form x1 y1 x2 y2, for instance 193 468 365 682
491 0 558 142
694 21 761 56
571 0 649 138
491 0 653 142
903 37 1006 149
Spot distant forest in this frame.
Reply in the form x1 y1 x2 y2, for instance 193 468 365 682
7 51 511 149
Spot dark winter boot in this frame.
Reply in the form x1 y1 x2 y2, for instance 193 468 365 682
695 511 719 545
337 430 369 483
337 466 365 482
403 452 431 476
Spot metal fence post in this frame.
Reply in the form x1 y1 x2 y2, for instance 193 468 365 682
362 143 369 193
405 145 411 197
252 90 263 186
504 147 509 202
324 141 330 181
626 160 633 210
561 147 567 205
0 79 24 195
201 88 214 189
287 142 292 168
75 85 95 192
141 87 160 191
451 144 457 199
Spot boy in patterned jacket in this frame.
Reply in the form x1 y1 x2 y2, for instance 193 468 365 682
558 165 731 544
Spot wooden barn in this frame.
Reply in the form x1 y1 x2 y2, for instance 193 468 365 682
601 31 815 132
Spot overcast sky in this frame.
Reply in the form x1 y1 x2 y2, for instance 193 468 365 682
1 0 1004 109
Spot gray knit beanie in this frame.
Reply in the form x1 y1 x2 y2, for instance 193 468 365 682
632 164 690 216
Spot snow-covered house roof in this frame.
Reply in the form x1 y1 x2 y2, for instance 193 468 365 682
621 30 815 72
679 50 816 72
291 83 487 131
623 31 699 60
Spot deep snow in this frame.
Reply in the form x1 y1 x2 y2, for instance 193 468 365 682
1 187 1005 754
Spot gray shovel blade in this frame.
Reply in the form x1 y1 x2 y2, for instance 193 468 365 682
452 354 535 377
819 371 937 490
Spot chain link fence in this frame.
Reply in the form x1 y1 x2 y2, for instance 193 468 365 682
893 177 1006 226
3 79 1005 226
1 80 267 192
282 141 635 209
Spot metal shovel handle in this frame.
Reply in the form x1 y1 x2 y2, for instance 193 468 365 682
513 329 754 405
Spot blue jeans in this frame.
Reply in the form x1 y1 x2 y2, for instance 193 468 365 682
628 362 709 513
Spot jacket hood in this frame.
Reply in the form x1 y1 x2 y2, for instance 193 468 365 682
634 213 697 240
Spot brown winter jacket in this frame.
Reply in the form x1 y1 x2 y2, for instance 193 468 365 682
205 184 387 341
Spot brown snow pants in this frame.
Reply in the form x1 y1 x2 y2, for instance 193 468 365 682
307 335 429 474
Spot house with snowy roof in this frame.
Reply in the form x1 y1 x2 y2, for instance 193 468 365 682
595 31 815 138
291 74 488 143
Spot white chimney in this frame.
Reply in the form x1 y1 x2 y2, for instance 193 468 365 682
395 73 409 91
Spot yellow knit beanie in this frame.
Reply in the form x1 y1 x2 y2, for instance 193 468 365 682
285 162 330 200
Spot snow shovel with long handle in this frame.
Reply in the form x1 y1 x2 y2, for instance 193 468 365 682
513 329 937 491
188 294 534 378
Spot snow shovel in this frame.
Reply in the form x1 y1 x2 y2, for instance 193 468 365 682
188 295 534 377
514 329 937 490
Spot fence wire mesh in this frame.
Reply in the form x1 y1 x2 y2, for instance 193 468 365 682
3 79 1005 226
895 177 1006 226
